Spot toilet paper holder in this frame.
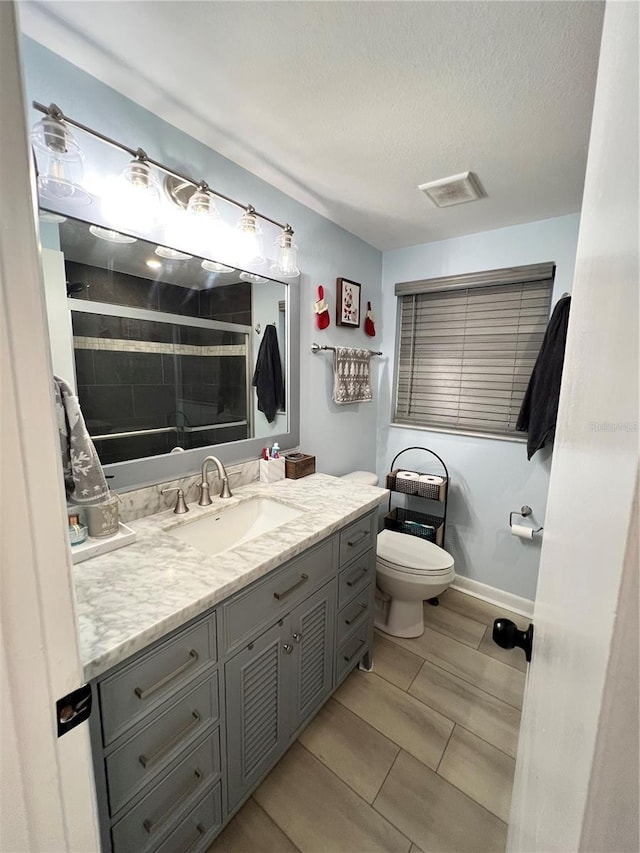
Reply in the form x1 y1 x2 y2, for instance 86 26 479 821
509 505 543 534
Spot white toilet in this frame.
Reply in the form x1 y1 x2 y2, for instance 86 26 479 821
341 470 456 639
375 530 455 638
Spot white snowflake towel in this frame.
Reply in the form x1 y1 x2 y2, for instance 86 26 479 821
332 348 373 405
54 376 109 504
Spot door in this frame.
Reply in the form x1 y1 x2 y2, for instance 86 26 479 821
507 3 639 852
225 620 288 812
0 4 101 851
289 580 336 731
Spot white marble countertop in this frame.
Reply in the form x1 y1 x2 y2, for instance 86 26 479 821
73 474 388 681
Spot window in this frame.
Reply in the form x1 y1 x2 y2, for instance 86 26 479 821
393 263 555 438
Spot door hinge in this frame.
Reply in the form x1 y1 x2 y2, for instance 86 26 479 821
56 683 92 737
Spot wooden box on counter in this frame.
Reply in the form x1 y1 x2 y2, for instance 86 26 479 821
285 453 316 479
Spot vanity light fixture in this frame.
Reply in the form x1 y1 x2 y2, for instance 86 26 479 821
155 245 192 260
145 259 162 270
31 101 301 277
201 260 235 273
271 225 300 279
30 105 91 206
89 225 137 243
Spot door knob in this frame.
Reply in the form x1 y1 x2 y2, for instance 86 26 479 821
283 643 294 654
492 619 534 662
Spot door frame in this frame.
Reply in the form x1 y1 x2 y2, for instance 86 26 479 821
0 3 100 850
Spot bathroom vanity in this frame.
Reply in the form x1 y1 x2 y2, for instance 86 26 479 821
75 474 385 852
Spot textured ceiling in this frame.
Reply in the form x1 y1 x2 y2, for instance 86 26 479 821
20 1 604 251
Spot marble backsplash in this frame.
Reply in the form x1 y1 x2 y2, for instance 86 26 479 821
116 459 260 523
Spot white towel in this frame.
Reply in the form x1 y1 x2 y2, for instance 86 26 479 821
54 376 109 504
333 348 373 405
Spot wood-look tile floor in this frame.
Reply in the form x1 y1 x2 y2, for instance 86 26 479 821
209 588 528 853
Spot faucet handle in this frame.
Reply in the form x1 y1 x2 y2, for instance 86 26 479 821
161 487 189 514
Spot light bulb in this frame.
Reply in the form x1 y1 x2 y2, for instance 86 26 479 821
270 227 300 278
235 208 265 266
103 156 160 230
31 113 91 206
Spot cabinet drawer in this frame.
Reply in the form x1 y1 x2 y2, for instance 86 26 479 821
111 730 220 853
338 548 375 608
336 583 373 647
335 626 371 686
223 537 336 653
154 782 222 853
339 513 375 566
100 614 217 746
106 674 219 816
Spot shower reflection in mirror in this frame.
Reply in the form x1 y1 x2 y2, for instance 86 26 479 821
40 211 288 465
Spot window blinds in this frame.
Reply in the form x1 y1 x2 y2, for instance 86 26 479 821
394 266 554 436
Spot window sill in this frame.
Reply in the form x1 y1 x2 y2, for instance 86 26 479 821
390 421 528 444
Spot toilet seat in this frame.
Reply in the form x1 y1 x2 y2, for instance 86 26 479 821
377 529 454 575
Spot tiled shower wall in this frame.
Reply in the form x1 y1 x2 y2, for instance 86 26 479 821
68 262 252 463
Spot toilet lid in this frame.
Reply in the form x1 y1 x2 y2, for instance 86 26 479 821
341 471 379 486
377 529 454 572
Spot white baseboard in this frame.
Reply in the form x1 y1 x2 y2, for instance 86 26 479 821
451 575 535 619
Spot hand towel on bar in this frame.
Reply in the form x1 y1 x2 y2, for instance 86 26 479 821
516 295 571 459
252 324 284 423
54 375 109 503
333 347 373 404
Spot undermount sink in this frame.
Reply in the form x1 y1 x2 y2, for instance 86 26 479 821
167 498 303 557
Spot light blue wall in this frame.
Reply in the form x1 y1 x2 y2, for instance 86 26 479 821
379 214 581 600
20 37 383 477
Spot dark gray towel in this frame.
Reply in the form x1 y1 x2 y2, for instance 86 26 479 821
252 325 284 423
516 295 571 459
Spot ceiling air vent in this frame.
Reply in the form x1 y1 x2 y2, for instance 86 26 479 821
419 171 484 208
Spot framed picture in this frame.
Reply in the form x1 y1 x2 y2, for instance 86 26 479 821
336 278 361 327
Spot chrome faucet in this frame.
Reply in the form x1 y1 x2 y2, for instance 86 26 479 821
198 456 233 505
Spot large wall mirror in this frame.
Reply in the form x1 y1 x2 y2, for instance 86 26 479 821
40 209 299 491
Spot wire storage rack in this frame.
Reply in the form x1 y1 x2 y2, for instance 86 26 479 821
384 446 449 547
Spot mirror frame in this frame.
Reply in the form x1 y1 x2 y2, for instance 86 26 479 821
40 210 300 492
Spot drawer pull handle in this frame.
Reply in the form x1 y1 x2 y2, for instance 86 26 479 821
273 573 309 601
183 823 206 853
138 711 201 769
143 769 203 834
346 566 369 588
345 603 367 626
134 649 199 700
344 640 367 665
347 531 369 548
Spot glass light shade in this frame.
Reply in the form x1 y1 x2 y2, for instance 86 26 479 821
235 210 265 266
155 245 192 260
239 271 268 284
89 225 137 244
31 116 91 205
201 260 235 273
270 229 300 278
103 159 161 229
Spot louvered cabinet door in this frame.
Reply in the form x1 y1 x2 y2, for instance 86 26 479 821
289 580 336 731
225 620 288 812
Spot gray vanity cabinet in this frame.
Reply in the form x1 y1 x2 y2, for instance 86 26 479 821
225 580 336 812
89 509 377 852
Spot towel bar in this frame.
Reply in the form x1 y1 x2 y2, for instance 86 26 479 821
311 342 382 355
